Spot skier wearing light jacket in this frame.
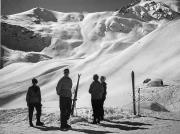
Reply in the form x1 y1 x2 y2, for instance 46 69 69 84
56 68 72 129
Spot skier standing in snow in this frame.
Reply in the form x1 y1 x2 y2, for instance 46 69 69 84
56 68 72 129
100 76 107 120
26 78 44 127
89 74 104 124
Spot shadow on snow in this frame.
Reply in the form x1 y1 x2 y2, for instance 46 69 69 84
33 126 60 131
105 119 152 126
34 126 112 133
100 123 148 131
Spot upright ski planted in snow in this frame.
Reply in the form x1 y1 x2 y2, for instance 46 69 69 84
131 71 136 115
71 74 81 116
0 46 4 69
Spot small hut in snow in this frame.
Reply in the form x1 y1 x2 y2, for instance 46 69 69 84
147 79 163 87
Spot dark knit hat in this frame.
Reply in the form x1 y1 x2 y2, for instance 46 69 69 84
32 78 38 84
93 74 99 81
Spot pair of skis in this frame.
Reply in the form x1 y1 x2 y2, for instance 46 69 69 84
71 74 81 116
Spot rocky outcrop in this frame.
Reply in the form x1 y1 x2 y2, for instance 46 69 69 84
1 22 51 52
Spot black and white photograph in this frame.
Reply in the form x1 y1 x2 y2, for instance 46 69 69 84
0 0 180 133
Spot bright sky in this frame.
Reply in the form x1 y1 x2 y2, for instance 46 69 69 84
1 0 133 15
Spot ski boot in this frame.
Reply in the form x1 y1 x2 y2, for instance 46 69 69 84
36 121 44 126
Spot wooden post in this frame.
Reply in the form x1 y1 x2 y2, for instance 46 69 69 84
131 71 136 115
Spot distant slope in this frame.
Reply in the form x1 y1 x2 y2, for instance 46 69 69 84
0 0 180 110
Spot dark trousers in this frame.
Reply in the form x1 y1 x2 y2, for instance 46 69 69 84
91 99 101 122
60 97 72 126
100 98 105 119
28 103 42 123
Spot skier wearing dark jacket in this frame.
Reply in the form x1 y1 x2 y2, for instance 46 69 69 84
89 74 104 124
100 76 107 120
26 78 44 127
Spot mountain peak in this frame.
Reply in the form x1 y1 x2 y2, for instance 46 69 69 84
115 0 180 21
26 7 57 23
31 7 48 13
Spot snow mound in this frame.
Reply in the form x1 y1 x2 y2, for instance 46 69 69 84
139 84 180 112
150 102 169 112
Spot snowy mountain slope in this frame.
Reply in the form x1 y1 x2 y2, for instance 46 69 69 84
0 0 180 111
2 0 180 56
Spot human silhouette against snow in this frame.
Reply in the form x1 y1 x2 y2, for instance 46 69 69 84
100 76 107 120
89 74 104 124
56 68 72 129
26 78 44 127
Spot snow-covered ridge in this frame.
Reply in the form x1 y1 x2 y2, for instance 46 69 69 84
1 1 179 56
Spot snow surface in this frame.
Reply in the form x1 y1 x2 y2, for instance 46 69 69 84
1 107 180 134
1 0 180 112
